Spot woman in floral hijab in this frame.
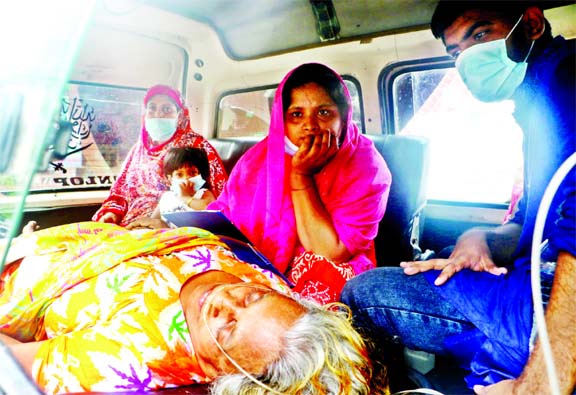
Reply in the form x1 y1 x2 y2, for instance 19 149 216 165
93 84 227 227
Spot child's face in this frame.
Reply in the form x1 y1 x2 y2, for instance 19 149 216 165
170 164 200 182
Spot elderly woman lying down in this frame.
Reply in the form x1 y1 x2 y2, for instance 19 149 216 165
0 222 388 395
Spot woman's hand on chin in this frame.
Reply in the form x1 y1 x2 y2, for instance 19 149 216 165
292 130 339 176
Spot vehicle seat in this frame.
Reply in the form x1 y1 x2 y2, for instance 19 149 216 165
367 134 431 266
209 134 431 267
208 136 262 175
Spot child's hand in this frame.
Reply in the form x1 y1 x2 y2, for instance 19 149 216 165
177 180 197 197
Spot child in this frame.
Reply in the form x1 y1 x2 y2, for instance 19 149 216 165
152 147 215 219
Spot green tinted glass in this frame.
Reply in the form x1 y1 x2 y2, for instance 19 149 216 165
0 1 97 269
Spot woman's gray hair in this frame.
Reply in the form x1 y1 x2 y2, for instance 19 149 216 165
209 298 380 395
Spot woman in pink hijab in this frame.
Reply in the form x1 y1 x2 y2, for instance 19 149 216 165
93 85 227 227
209 63 391 304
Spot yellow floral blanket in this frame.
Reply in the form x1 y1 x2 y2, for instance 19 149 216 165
0 222 290 394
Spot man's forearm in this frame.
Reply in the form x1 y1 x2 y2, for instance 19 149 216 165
485 223 522 266
515 251 576 395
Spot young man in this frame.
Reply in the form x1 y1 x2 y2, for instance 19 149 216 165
341 2 575 394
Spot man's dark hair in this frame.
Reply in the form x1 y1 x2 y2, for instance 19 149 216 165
282 63 350 123
163 147 211 189
430 1 555 41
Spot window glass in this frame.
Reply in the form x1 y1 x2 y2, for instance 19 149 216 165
216 77 363 138
2 83 146 193
217 87 275 138
0 1 98 240
344 79 363 131
387 66 523 205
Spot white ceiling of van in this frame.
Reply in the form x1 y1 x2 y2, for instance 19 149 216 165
140 0 439 60
138 0 573 60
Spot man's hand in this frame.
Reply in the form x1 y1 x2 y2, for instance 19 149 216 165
400 229 507 285
292 130 339 176
474 379 516 395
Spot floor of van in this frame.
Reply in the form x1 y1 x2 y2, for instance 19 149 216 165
403 355 474 395
425 357 474 394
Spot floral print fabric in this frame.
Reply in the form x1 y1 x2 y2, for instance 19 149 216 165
288 251 355 305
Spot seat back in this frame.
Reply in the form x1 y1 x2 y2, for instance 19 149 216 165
368 134 430 266
208 137 262 175
209 134 430 266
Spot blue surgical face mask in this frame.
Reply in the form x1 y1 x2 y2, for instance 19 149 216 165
284 136 299 156
455 14 534 102
189 174 206 191
145 117 178 142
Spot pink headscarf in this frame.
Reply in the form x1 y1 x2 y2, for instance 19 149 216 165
141 84 190 152
210 63 391 274
143 84 186 109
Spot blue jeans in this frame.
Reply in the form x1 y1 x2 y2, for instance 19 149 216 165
340 267 477 357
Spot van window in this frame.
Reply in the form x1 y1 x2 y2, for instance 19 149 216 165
11 83 146 194
216 77 363 138
381 60 523 205
217 86 275 138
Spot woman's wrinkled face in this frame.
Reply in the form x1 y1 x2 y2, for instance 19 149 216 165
181 271 305 378
284 82 343 146
145 94 180 119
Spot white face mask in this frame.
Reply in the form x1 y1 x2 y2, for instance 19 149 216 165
145 117 178 142
455 14 534 102
188 174 206 191
284 136 299 156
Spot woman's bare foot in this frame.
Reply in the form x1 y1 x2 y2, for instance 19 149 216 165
22 221 39 234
